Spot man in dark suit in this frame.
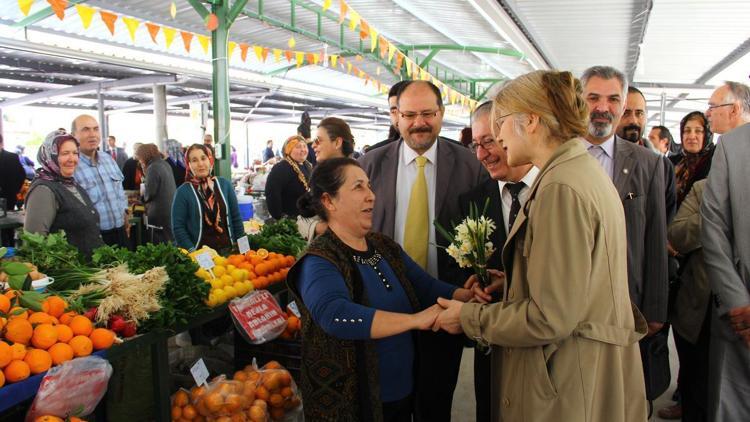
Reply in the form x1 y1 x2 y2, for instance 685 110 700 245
458 101 538 422
0 134 26 246
360 80 487 422
581 66 668 335
107 135 128 170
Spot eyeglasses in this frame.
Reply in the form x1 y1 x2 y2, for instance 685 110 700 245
399 110 440 121
469 138 496 154
494 112 515 128
707 103 734 111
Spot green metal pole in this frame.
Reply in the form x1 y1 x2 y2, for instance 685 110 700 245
211 1 232 179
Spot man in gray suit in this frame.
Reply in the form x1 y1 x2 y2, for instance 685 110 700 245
700 80 750 422
107 135 128 170
360 80 486 422
580 66 669 334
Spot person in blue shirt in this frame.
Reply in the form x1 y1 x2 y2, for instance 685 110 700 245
286 157 473 422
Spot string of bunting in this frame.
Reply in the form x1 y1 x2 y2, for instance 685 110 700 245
17 0 477 109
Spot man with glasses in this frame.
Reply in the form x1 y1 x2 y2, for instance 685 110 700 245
581 66 670 404
458 101 538 422
360 80 486 422
701 81 750 421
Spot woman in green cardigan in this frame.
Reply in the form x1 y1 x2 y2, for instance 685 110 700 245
171 144 245 252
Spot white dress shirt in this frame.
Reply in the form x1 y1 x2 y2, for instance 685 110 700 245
497 166 540 234
582 136 616 180
394 141 439 277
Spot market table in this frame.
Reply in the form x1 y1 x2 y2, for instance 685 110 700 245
0 211 23 231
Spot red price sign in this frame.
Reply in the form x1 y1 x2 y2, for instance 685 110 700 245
229 290 288 344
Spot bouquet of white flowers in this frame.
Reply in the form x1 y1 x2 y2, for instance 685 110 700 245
435 199 496 288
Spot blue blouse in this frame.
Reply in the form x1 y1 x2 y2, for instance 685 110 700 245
297 249 457 402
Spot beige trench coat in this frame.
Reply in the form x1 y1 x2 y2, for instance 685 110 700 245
461 140 648 422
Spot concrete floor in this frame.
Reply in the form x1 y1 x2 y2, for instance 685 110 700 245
451 329 680 422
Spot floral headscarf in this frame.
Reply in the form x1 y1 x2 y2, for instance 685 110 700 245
184 144 224 233
36 129 80 186
675 111 714 205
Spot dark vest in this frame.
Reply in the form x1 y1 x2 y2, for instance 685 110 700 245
286 230 421 422
28 179 103 258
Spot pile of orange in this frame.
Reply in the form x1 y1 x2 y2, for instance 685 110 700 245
279 312 301 340
33 416 86 422
172 361 301 421
0 292 116 387
233 249 295 290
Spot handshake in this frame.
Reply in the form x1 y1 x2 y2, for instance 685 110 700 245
416 269 506 335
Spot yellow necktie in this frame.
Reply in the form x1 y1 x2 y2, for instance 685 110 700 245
404 156 429 268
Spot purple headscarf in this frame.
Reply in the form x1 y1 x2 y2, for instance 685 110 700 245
36 129 80 186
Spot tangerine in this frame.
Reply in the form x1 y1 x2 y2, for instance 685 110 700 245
0 370 4 388
55 324 73 343
24 348 52 374
90 328 115 350
33 417 63 422
171 405 182 420
268 393 284 408
9 343 26 360
173 389 189 407
0 295 10 314
28 312 54 325
59 311 78 325
5 318 33 345
69 315 93 336
69 335 93 357
255 385 270 401
182 404 198 419
0 342 10 368
9 306 28 320
48 342 74 365
41 296 67 318
31 323 58 349
203 392 224 413
4 359 30 382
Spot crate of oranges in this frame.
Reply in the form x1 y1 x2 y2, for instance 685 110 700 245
173 360 302 421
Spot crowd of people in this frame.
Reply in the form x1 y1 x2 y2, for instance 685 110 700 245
0 66 748 422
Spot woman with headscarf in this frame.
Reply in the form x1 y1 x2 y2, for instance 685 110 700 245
24 130 104 258
264 135 311 220
664 111 715 421
137 143 176 244
171 144 245 253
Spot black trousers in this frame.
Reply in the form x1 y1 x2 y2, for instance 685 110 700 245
474 347 492 422
101 226 128 248
383 394 413 422
674 304 711 422
414 331 464 422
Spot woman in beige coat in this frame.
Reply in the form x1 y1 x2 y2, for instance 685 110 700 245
434 70 648 422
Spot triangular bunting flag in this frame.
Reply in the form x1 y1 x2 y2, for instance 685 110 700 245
420 68 428 81
261 47 270 62
227 41 237 58
323 0 332 11
395 54 404 72
404 58 412 76
330 55 338 67
47 0 67 20
75 4 95 29
370 28 379 52
284 50 293 63
145 23 161 43
388 43 397 62
339 1 348 24
180 31 193 52
288 36 296 49
359 20 369 40
413 63 420 80
18 0 34 17
162 27 176 48
306 53 315 65
379 37 388 59
273 48 281 63
295 52 304 68
253 45 263 61
450 90 458 104
122 17 140 42
100 11 118 36
347 62 352 74
240 43 250 61
348 11 360 31
197 35 210 54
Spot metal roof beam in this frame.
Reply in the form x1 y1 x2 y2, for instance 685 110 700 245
398 44 524 59
633 82 717 90
12 0 89 28
106 90 268 115
247 107 380 123
0 75 179 108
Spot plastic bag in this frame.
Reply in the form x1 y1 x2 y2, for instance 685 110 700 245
169 388 198 421
26 356 113 421
230 290 287 345
253 360 303 421
189 375 261 421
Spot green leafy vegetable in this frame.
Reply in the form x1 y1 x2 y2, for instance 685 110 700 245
16 232 99 291
247 218 306 256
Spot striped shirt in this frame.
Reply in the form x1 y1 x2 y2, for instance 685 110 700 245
74 151 127 231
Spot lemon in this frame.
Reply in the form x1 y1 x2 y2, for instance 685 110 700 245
220 274 234 287
244 280 254 292
210 279 223 289
224 285 237 299
227 264 236 273
234 282 248 296
195 268 211 280
213 265 227 278
213 288 227 304
213 256 227 266
231 269 246 282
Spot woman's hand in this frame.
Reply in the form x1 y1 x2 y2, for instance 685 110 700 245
452 288 474 302
412 304 443 331
464 270 506 303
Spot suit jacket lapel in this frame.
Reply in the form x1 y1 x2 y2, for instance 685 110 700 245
435 139 455 217
613 138 636 199
378 141 400 237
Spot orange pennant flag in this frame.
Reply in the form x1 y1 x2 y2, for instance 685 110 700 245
306 53 315 65
253 45 263 61
273 48 281 63
395 54 404 72
261 47 270 62
100 11 118 36
75 4 95 29
122 17 140 42
239 43 249 61
379 37 388 59
359 20 369 41
284 50 293 63
180 31 193 52
145 23 161 43
197 35 210 54
18 0 34 17
339 1 349 24
47 0 67 20
295 52 304 68
162 27 177 48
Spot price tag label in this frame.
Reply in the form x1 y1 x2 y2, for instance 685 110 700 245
287 301 301 318
238 236 250 255
196 252 215 270
190 358 210 387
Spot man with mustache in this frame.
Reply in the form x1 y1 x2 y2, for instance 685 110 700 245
581 66 669 400
360 80 487 422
